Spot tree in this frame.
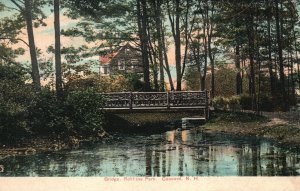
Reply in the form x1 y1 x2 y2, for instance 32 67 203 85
54 0 63 97
136 0 151 91
0 16 25 64
3 0 48 91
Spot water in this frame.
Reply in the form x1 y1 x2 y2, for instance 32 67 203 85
0 129 299 176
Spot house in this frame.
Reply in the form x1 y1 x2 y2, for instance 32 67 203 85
99 43 143 76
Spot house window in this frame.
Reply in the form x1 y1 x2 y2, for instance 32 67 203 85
131 59 138 69
118 60 125 70
103 66 108 74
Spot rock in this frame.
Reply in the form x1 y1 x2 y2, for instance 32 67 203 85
25 148 36 155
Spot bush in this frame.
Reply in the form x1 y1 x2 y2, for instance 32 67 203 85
66 88 105 135
213 96 241 111
228 96 241 111
0 64 34 144
212 96 229 110
27 88 106 136
260 95 274 112
240 94 253 110
27 88 73 135
65 74 145 93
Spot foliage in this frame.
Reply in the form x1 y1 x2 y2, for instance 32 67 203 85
208 110 266 123
185 65 249 97
27 88 72 135
65 88 105 135
240 94 253 110
259 95 274 112
123 73 145 91
27 88 106 136
212 96 228 110
184 67 200 91
65 74 145 92
0 64 34 143
212 95 241 111
0 64 107 143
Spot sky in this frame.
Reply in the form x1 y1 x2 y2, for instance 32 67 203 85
0 0 179 87
0 1 178 64
0 2 101 64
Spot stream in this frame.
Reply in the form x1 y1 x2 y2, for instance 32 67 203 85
0 127 300 176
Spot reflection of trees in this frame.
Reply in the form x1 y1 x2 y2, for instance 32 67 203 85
251 144 258 176
178 146 184 176
145 147 152 176
235 142 300 176
153 151 160 176
1 132 300 177
167 149 171 176
265 144 275 176
236 144 260 176
161 151 166 176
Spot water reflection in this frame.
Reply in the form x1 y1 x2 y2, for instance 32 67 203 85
0 129 299 176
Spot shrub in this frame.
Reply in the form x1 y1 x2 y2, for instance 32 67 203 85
228 96 241 111
212 96 229 110
66 88 105 135
213 96 241 111
259 95 274 112
0 64 34 144
27 88 106 136
27 88 73 135
65 74 145 93
240 94 253 110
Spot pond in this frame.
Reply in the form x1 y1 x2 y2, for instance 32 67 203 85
0 128 300 176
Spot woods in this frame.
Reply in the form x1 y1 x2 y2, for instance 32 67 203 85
1 0 300 143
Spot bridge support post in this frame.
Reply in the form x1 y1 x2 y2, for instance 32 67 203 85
205 90 210 120
129 92 133 111
167 92 170 109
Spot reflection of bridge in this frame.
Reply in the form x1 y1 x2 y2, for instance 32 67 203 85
101 91 210 120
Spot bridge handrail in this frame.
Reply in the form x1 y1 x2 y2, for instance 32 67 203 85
99 91 210 120
100 91 206 106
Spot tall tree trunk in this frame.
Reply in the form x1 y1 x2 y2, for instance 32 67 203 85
207 2 215 96
54 0 63 98
174 0 181 91
267 1 276 97
297 36 300 91
275 0 288 110
294 30 300 90
208 30 215 97
235 45 242 95
247 13 256 100
202 18 208 91
167 0 181 91
137 0 151 91
161 21 174 91
24 0 41 91
155 0 165 92
148 40 159 91
246 14 256 111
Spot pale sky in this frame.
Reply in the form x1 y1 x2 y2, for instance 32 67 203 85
0 2 177 66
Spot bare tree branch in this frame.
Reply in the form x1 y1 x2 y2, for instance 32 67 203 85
10 0 24 12
0 37 29 47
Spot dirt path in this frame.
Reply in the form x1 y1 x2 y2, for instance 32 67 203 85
262 111 300 126
202 111 300 147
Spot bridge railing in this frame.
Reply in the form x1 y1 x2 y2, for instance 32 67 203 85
100 91 208 109
100 91 210 120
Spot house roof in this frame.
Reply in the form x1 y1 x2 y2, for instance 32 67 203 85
99 43 139 65
99 52 116 65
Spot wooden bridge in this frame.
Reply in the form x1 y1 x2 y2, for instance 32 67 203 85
100 91 210 120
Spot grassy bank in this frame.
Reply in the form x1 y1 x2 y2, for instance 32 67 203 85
201 111 300 147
